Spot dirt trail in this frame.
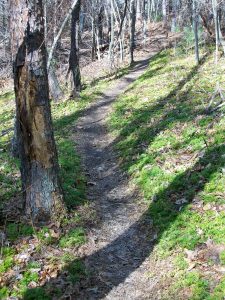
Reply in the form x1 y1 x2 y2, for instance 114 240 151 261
73 48 167 299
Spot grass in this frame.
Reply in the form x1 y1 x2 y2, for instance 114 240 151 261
109 49 225 298
0 248 15 274
6 223 34 241
0 77 111 298
173 271 210 300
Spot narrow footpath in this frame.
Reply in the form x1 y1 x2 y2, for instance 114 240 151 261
73 48 165 299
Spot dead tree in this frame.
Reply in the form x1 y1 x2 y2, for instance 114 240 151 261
10 0 65 223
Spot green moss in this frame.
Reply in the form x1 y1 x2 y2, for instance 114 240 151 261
0 287 9 299
59 227 86 248
23 288 51 300
65 258 86 283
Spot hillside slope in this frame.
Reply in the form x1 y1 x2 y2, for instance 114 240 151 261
109 49 225 299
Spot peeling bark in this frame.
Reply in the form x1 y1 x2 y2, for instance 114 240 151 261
10 0 65 223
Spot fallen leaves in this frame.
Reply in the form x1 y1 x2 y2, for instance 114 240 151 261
39 265 60 285
184 240 225 275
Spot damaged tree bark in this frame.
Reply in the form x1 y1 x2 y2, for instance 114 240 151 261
10 0 65 223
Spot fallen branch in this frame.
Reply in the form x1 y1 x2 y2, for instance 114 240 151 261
205 84 225 113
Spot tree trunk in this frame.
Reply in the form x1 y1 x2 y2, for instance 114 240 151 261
109 0 115 69
97 6 104 46
171 0 177 32
212 0 219 63
143 0 147 48
48 66 64 102
69 0 81 96
162 0 167 25
105 4 111 44
130 0 136 64
10 0 65 223
47 0 79 70
91 17 97 61
136 0 142 20
193 0 200 64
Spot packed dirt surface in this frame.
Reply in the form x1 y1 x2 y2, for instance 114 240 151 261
72 31 174 299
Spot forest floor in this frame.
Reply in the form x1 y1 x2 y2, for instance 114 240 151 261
1 25 225 300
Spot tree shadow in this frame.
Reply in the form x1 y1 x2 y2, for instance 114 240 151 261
111 53 210 171
23 50 224 299
23 144 225 299
0 172 21 224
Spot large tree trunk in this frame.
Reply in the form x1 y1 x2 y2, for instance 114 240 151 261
69 0 81 96
10 0 65 223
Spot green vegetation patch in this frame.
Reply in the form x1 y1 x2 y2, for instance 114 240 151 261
6 223 34 241
23 287 51 300
109 49 225 298
65 258 87 283
59 227 86 248
0 247 16 274
0 78 110 299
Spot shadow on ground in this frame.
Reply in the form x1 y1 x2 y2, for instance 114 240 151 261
23 144 225 299
23 51 225 299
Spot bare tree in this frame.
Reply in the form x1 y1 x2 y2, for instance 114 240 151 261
69 0 82 96
130 0 137 64
193 0 200 64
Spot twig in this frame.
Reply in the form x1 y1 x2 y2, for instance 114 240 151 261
203 137 210 149
206 84 225 113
